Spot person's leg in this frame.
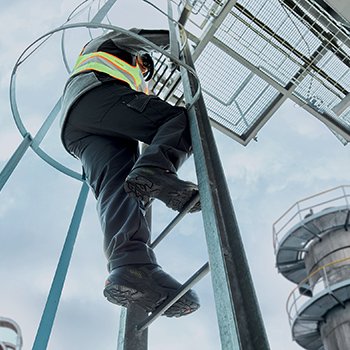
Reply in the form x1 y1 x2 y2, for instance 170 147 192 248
62 86 200 316
102 88 192 173
63 123 156 269
65 82 200 212
65 82 191 172
83 137 157 268
63 123 199 316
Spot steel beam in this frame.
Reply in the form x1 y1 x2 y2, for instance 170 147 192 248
191 0 238 61
169 6 270 348
117 144 149 350
0 133 32 192
32 182 89 350
117 305 148 350
182 45 270 349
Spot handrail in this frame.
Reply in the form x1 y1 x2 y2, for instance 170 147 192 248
286 256 350 326
273 185 350 252
0 317 23 350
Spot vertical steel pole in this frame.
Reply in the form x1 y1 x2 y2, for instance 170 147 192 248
0 133 32 192
90 0 119 23
168 4 270 348
32 181 89 350
117 305 148 350
116 143 149 350
183 48 270 350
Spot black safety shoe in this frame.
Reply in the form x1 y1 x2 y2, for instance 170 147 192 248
124 167 201 213
103 265 200 317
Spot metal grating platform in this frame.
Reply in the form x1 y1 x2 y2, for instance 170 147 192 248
195 43 279 137
166 0 350 145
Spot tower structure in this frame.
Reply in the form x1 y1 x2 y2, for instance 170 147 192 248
0 317 23 350
270 2 350 348
273 185 350 349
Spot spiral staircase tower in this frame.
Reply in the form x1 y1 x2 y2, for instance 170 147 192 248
274 185 350 349
0 317 22 350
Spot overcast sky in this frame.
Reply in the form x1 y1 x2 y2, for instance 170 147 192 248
1 1 350 349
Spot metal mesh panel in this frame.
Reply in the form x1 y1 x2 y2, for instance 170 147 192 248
317 49 350 93
343 108 350 123
215 0 322 85
187 0 214 15
195 42 279 136
166 0 350 144
187 0 230 18
294 73 342 108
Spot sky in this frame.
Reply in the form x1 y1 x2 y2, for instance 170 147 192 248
0 0 350 349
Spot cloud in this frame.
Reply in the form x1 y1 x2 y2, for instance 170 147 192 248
1 1 349 350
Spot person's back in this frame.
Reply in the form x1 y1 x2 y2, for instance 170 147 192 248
60 28 201 317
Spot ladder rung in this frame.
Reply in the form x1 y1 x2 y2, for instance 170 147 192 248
150 192 200 248
137 262 209 332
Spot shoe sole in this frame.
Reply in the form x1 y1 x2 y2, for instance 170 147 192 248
103 283 166 313
163 292 200 317
124 175 161 203
104 283 200 317
124 175 200 212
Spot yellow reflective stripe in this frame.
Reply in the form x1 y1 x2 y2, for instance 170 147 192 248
74 51 137 70
77 52 141 84
72 51 148 93
73 62 139 90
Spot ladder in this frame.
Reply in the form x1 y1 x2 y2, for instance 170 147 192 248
118 22 270 345
0 1 270 349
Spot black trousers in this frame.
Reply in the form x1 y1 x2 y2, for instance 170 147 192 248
62 82 192 271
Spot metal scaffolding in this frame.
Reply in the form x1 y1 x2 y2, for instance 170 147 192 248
153 0 350 145
1 0 269 348
2 0 348 349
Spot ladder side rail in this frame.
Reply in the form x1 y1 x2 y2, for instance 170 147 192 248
169 8 270 349
117 305 148 350
0 134 32 192
32 181 89 350
182 44 268 349
116 144 150 350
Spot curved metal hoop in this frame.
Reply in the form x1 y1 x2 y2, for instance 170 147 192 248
9 21 202 180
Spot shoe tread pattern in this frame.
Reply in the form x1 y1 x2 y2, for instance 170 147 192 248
125 170 201 213
104 265 200 318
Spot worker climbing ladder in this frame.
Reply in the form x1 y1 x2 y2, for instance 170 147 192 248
0 0 268 349
2 0 349 349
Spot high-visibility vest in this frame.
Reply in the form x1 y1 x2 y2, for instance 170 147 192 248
71 51 149 94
